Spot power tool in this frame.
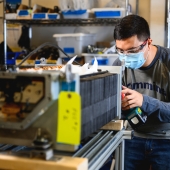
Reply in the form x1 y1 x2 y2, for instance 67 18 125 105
121 93 147 129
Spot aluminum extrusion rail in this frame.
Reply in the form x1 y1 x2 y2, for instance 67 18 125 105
73 130 133 170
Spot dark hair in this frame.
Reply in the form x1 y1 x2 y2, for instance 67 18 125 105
113 14 150 41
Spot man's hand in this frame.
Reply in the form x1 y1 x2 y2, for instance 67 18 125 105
121 86 143 110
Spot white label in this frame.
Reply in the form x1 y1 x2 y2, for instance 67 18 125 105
131 117 139 124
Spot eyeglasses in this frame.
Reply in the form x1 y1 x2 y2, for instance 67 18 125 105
115 39 148 55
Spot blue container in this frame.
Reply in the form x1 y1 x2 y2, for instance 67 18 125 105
62 10 86 15
47 14 59 19
92 58 109 65
35 60 41 64
94 11 121 18
62 10 88 19
32 13 46 19
18 10 29 16
63 47 75 54
7 52 24 65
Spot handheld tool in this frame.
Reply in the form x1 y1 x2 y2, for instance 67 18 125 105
121 93 147 129
121 61 147 129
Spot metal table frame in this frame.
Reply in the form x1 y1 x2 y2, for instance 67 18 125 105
73 129 133 170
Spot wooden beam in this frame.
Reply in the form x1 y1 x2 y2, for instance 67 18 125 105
0 154 88 170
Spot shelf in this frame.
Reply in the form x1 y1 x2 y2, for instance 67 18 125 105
82 53 118 57
6 18 121 26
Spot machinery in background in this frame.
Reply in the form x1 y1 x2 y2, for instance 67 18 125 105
0 65 122 161
0 70 71 159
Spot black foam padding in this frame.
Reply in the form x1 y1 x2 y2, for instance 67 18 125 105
80 73 118 139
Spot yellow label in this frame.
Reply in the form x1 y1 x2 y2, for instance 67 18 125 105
57 91 81 145
138 108 142 113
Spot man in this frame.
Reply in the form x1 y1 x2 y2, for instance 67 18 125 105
113 14 170 170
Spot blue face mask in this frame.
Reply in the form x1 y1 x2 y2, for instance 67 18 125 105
118 52 146 69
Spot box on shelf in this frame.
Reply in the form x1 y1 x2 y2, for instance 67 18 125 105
53 33 95 57
91 8 125 18
32 13 46 19
17 9 32 19
47 13 60 19
82 53 119 66
5 13 17 19
32 13 60 19
62 9 89 19
31 4 60 20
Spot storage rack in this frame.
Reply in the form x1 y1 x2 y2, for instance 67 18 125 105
166 0 170 48
2 0 129 69
2 0 7 69
6 18 121 26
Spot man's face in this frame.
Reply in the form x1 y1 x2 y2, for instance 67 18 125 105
115 35 149 57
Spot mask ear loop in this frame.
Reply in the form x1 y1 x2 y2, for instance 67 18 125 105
145 38 152 60
145 48 150 61
144 40 150 61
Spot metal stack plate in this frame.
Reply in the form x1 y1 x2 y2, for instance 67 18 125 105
80 72 118 139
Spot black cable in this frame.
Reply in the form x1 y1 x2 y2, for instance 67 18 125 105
15 42 81 68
